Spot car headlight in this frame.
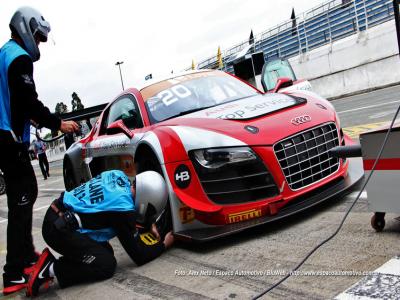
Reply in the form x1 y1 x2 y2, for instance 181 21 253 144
193 147 257 169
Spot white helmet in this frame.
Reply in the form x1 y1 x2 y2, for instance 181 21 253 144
9 7 51 62
135 171 168 224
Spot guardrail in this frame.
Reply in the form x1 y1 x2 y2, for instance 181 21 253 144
195 0 394 73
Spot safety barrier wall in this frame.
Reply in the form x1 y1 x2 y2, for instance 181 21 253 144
290 20 400 98
196 0 394 72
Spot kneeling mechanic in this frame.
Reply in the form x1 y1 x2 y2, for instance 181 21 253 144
26 169 174 296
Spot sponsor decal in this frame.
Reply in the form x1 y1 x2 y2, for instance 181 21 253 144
183 94 301 120
291 115 311 126
174 164 191 189
244 125 259 134
87 136 130 156
179 204 195 224
73 175 104 204
140 232 159 245
227 209 262 224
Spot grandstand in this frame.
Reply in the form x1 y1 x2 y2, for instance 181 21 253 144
195 0 394 73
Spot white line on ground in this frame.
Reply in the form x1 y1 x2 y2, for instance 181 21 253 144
38 177 63 188
33 205 50 212
337 100 400 114
348 191 368 199
39 189 64 193
0 205 51 224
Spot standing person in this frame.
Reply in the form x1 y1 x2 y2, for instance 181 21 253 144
26 170 174 297
0 6 79 295
33 139 50 179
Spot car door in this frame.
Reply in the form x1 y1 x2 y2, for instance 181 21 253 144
84 94 144 179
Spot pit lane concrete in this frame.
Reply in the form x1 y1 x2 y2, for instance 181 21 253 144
1 85 399 299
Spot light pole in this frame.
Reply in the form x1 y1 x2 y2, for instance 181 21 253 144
115 61 125 90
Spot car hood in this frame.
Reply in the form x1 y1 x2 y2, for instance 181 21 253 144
157 92 338 146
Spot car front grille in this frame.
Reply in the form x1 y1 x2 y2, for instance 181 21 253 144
274 123 340 190
190 154 279 205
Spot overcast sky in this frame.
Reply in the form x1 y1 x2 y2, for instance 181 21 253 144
1 0 324 111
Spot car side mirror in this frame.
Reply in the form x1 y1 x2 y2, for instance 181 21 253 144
106 120 134 138
273 77 294 93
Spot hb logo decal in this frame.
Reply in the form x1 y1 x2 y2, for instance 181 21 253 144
174 164 191 189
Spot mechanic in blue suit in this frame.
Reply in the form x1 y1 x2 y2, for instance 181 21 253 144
0 7 78 295
26 170 174 297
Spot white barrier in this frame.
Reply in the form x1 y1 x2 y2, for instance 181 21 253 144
289 20 400 99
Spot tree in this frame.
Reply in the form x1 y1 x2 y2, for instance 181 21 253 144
55 102 68 114
71 92 84 111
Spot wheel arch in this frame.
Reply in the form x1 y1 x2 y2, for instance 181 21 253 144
134 138 182 234
63 143 89 190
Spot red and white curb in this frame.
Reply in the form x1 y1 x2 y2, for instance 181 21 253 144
335 256 400 299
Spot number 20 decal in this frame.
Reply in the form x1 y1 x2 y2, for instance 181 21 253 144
158 84 191 106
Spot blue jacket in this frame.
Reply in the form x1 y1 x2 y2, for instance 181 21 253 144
63 170 135 241
0 40 30 143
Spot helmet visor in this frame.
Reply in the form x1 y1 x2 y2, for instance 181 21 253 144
30 18 50 42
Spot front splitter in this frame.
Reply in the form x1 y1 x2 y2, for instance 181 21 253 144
174 157 364 242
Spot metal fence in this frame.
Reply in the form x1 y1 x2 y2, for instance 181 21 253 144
195 0 394 73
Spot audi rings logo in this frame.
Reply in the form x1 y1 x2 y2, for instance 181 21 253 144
291 115 311 125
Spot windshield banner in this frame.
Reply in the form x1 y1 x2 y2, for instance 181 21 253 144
181 94 305 120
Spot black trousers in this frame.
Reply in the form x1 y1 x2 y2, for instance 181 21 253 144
42 207 117 288
0 140 38 277
37 152 49 179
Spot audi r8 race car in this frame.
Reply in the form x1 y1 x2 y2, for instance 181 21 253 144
63 69 363 242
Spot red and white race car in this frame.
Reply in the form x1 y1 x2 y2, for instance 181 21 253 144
63 69 363 241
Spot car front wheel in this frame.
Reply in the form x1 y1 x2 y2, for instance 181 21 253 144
63 157 78 191
136 155 172 238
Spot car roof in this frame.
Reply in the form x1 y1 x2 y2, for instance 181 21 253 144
137 69 215 91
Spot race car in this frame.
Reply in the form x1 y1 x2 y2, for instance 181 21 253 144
63 69 363 242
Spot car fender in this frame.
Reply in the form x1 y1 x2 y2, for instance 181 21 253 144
136 131 188 232
150 126 250 233
139 129 226 233
63 142 90 187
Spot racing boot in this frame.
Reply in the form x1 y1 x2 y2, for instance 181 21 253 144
26 248 55 297
2 273 29 295
24 251 41 275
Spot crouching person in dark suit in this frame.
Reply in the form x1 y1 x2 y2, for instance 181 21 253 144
26 170 174 296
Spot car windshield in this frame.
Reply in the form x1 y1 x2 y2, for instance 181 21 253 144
141 71 259 123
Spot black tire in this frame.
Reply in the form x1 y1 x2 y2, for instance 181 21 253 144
136 156 162 174
0 174 6 195
136 154 172 236
63 157 78 191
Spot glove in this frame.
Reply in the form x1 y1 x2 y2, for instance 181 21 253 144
54 211 80 231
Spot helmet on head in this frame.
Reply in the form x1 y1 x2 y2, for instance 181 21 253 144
9 6 51 62
134 171 168 224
